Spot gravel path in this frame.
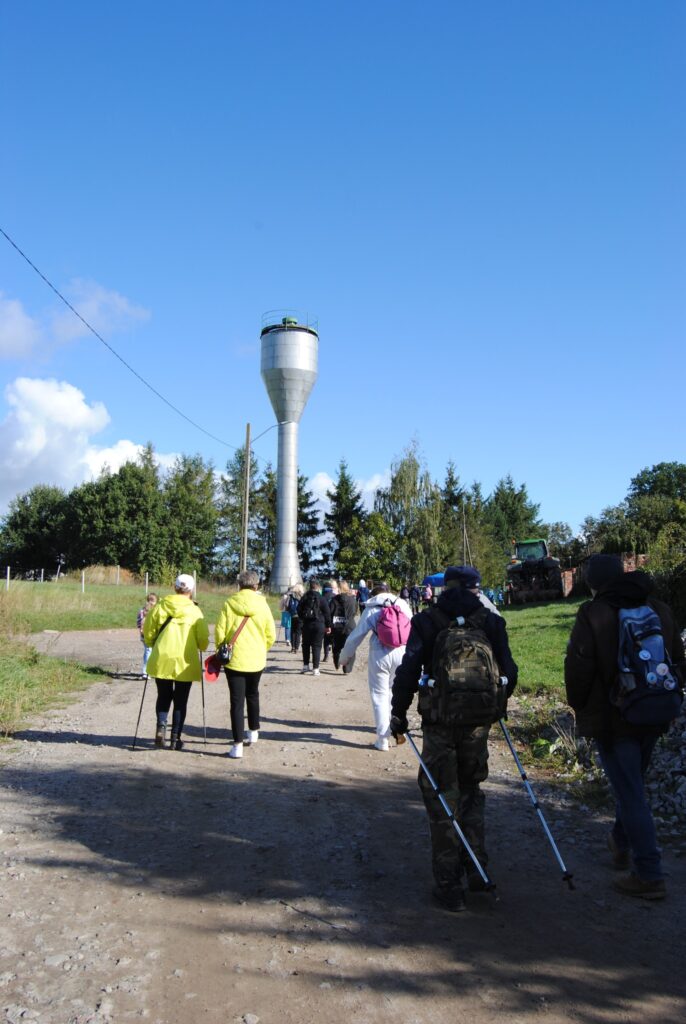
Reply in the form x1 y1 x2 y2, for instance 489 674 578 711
1 629 684 1024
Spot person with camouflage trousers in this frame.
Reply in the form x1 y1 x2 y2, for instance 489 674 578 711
390 565 518 912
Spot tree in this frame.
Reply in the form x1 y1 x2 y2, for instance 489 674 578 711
251 463 277 578
216 448 260 577
484 475 542 554
324 460 367 569
374 442 443 581
298 474 326 575
629 462 686 502
0 485 68 574
162 454 218 575
337 512 398 586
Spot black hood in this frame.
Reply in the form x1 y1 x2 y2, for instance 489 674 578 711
595 570 654 609
436 586 483 619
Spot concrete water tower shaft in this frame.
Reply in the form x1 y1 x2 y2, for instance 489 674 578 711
260 312 318 591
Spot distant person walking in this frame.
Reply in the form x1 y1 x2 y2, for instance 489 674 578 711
409 585 421 616
137 592 158 677
279 591 293 645
329 581 358 670
340 584 412 750
322 579 338 663
143 575 209 750
215 569 276 759
287 584 304 654
357 579 370 615
297 579 332 675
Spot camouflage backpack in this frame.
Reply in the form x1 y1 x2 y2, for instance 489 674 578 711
418 606 504 726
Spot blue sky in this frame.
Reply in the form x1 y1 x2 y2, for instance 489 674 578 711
1 1 683 530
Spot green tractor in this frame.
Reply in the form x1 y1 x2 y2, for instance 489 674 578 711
505 538 563 604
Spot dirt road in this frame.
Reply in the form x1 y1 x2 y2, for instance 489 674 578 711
1 630 684 1024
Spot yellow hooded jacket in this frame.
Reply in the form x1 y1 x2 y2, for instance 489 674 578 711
215 587 276 673
143 593 209 682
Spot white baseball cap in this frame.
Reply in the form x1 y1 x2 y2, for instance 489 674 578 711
175 573 195 593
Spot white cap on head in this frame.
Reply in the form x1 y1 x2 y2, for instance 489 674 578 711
175 573 195 593
359 579 366 587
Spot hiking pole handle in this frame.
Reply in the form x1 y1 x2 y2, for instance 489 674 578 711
498 718 574 889
406 731 495 892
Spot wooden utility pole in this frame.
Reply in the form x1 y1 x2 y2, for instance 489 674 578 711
240 422 251 574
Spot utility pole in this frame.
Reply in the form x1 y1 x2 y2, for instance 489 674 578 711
240 422 251 574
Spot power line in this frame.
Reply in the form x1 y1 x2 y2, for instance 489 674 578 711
0 225 250 454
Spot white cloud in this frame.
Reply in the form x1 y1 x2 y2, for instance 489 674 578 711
51 278 150 342
0 294 42 358
307 469 390 511
0 377 177 510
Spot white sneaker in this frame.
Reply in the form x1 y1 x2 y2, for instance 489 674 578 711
300 666 310 674
246 730 259 745
228 743 243 759
312 669 321 676
374 737 389 752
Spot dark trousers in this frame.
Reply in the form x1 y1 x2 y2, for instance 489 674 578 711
155 679 193 736
596 734 662 880
290 617 302 652
225 668 262 743
418 723 490 889
302 621 325 669
331 629 350 669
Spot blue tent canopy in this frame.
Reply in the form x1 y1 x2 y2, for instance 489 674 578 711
422 572 444 587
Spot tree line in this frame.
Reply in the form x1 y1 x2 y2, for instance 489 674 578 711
1 442 683 592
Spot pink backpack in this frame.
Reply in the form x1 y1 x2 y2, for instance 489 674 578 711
376 599 411 648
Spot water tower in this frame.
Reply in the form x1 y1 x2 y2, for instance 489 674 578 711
260 312 318 591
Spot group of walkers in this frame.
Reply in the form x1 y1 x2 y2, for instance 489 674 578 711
137 554 685 910
141 570 274 759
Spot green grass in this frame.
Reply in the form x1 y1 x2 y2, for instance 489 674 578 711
502 598 583 695
0 580 281 633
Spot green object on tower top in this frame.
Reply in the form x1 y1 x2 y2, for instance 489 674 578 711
282 316 298 326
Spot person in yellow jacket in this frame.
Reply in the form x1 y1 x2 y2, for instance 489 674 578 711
143 573 209 750
215 569 276 759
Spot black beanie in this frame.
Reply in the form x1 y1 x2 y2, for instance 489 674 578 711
585 554 623 589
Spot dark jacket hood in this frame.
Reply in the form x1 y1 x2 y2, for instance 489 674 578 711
436 586 483 619
595 570 654 609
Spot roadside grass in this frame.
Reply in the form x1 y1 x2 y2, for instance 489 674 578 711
0 580 281 633
503 598 583 695
0 598 100 736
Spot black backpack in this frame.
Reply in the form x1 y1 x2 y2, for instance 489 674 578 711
418 607 504 726
287 593 300 617
297 590 321 622
330 594 348 632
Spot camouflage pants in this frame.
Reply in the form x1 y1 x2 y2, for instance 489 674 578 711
418 723 490 888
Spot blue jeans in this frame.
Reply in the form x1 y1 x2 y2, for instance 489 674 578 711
595 734 662 881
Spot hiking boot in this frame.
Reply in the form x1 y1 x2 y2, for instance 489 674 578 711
228 743 244 759
607 832 630 870
170 734 184 751
612 873 666 900
301 666 310 674
154 724 166 748
432 885 466 913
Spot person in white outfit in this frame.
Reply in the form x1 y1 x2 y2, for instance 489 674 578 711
339 583 413 751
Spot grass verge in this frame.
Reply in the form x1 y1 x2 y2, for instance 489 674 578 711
503 598 583 695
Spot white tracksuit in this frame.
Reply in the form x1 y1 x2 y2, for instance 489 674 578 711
339 593 413 741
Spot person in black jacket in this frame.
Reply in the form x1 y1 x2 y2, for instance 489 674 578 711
298 579 332 676
391 565 518 911
329 581 358 670
565 555 684 900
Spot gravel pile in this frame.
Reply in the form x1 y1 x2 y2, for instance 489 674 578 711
646 704 686 826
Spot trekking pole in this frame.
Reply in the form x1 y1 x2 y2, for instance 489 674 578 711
131 675 149 750
405 731 495 892
498 718 574 890
200 652 207 744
